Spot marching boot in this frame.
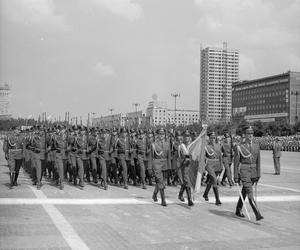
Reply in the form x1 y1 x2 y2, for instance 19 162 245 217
72 167 77 185
59 179 64 190
152 185 158 202
213 187 222 206
249 198 264 221
92 169 98 184
10 172 15 188
186 187 194 206
235 189 246 217
160 189 167 207
14 172 19 186
178 185 185 202
203 183 211 201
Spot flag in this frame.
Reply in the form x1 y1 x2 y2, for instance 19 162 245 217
187 125 207 195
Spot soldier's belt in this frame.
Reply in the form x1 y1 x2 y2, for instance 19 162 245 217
207 158 218 161
154 157 167 160
137 150 146 155
9 148 22 152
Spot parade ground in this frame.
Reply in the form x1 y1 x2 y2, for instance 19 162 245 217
0 149 300 250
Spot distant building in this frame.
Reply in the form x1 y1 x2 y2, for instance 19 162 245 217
92 113 126 128
0 83 12 120
200 43 239 123
146 100 199 126
232 71 300 124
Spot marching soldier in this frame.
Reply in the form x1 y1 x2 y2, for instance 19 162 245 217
97 129 110 190
135 129 147 189
272 138 282 175
203 131 222 206
151 127 171 206
234 126 264 221
88 127 99 184
145 130 154 185
221 132 234 186
177 130 194 206
3 127 24 187
115 128 130 189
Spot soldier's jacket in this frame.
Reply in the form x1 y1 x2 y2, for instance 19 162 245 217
53 132 68 160
205 142 222 172
98 133 111 160
73 134 88 159
31 132 47 160
135 136 147 159
116 136 131 160
87 133 98 157
130 136 137 160
234 141 261 181
110 134 118 159
3 132 23 160
151 139 171 171
272 141 282 158
221 142 233 165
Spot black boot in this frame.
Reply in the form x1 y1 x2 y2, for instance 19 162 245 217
92 169 98 184
235 191 246 217
152 185 158 202
249 198 264 221
186 187 194 206
178 185 185 202
213 187 222 206
160 189 167 207
14 172 19 186
59 179 64 190
10 172 15 188
72 167 77 185
203 183 211 201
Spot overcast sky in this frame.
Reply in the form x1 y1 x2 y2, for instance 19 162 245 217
1 0 299 121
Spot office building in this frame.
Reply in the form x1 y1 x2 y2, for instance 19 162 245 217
0 83 12 119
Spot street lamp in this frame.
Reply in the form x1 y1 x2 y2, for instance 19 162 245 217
171 93 180 126
133 103 140 128
291 90 300 123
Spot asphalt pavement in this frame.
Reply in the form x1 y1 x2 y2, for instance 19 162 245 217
0 145 300 250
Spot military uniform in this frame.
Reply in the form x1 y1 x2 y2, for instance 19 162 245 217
151 128 171 206
234 126 263 221
221 133 234 186
272 139 282 175
203 132 222 205
135 130 147 189
53 130 67 189
88 130 98 184
3 129 23 187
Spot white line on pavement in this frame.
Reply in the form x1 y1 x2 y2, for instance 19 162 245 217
28 186 90 250
1 195 300 205
259 183 300 193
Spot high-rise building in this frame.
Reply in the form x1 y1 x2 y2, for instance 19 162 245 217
232 71 300 124
0 83 12 120
200 43 239 123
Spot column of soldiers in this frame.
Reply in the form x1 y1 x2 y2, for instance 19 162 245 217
3 125 264 220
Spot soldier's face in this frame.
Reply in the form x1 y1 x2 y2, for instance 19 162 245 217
177 135 183 143
246 132 253 141
159 132 165 140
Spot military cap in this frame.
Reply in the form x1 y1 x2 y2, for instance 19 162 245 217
208 131 216 137
120 127 127 134
157 127 165 134
175 130 182 137
184 130 191 137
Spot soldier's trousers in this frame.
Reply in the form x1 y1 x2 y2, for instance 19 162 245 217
222 161 233 182
32 153 42 185
98 157 108 185
273 157 280 174
137 155 146 184
8 158 23 174
55 155 64 182
118 154 128 186
76 158 84 182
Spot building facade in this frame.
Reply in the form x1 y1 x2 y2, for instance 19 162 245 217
232 71 300 124
0 83 12 120
200 44 239 123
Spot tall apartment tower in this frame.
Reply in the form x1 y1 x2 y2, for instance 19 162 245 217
200 43 239 123
0 83 12 120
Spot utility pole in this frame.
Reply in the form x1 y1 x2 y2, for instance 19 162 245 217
133 103 140 128
291 90 300 123
171 93 180 126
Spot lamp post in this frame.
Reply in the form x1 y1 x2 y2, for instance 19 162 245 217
133 103 140 128
291 90 300 123
109 108 114 128
171 93 180 126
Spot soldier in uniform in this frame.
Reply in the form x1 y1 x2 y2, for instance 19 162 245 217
97 129 110 190
109 128 119 185
88 127 99 184
272 138 282 175
52 126 66 189
3 127 24 187
135 129 147 189
203 131 222 205
115 127 130 189
234 126 264 221
145 130 154 185
177 130 194 206
221 132 234 186
151 127 171 206
129 129 138 186
30 126 47 190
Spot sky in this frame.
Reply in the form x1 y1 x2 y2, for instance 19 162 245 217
1 0 300 122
